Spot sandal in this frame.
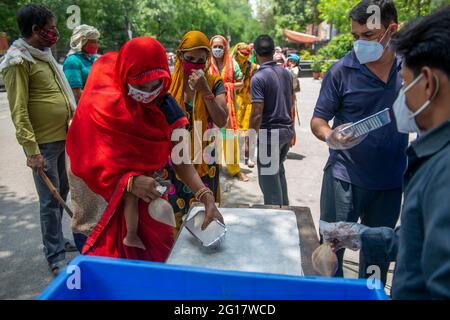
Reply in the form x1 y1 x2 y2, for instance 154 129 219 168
64 238 78 253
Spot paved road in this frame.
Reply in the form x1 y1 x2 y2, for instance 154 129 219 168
0 78 381 299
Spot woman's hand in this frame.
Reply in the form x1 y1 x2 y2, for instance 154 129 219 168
189 70 210 95
201 193 225 230
131 175 163 203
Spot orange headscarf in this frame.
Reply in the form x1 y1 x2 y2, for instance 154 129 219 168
208 35 237 131
169 31 222 177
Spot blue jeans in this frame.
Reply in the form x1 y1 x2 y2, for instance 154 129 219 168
320 165 402 284
31 141 69 264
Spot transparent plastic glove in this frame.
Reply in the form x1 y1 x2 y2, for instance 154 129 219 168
325 123 368 150
319 220 369 251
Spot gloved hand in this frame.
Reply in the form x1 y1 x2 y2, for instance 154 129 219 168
319 220 369 251
325 123 368 150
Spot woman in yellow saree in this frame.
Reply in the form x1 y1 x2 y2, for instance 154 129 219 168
232 42 259 168
165 31 228 223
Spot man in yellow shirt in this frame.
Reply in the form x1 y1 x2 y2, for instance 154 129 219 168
0 4 77 275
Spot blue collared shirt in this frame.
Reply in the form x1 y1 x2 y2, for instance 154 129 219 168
251 61 295 146
314 51 408 190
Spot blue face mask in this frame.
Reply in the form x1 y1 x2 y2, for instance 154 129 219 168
353 28 390 64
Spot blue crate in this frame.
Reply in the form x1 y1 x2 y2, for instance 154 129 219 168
38 256 388 300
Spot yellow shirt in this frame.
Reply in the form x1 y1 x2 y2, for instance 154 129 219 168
2 58 72 156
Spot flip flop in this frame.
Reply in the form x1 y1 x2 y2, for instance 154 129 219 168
64 238 78 253
48 260 66 277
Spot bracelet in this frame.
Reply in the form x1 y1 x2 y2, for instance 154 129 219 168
202 92 215 102
194 186 214 202
127 176 134 193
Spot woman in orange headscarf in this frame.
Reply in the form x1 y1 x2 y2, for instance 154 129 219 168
66 36 223 261
166 31 228 223
232 42 259 168
209 35 248 182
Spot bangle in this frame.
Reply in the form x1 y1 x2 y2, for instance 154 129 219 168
127 176 134 193
195 186 214 202
202 92 215 102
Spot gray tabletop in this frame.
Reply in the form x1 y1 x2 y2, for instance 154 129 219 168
167 204 320 276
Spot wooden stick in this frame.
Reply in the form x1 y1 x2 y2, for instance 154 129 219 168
295 102 301 127
38 169 74 218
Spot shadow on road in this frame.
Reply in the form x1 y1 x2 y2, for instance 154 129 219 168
287 152 306 161
0 185 77 299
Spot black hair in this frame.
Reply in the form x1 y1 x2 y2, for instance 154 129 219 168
16 4 55 38
349 0 398 29
390 6 450 79
254 35 275 57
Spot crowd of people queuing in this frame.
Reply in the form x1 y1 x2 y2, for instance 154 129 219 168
0 0 449 300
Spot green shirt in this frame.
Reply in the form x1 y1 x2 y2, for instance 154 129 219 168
2 59 72 156
219 59 243 81
63 52 97 89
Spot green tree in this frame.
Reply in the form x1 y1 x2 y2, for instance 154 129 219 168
317 0 359 34
272 0 320 45
0 0 261 54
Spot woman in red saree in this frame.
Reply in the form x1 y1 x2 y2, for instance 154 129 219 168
66 36 224 262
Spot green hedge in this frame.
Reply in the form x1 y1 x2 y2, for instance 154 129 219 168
318 33 353 60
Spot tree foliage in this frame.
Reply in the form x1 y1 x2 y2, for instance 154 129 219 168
318 33 353 59
0 0 261 54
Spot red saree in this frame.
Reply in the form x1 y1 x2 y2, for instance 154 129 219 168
66 37 187 262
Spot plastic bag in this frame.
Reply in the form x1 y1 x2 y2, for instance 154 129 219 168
312 242 338 277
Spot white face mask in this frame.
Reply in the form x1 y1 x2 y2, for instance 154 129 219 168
393 74 440 134
354 28 390 64
212 48 224 59
127 82 163 104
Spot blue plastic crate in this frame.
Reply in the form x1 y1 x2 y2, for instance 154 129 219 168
38 256 388 300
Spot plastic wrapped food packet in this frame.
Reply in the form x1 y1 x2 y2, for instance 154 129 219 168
312 242 338 277
148 185 177 227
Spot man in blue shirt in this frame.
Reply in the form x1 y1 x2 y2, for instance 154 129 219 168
250 35 295 205
310 0 408 283
321 7 450 299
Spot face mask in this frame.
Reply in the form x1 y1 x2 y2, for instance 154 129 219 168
182 59 206 76
84 43 99 55
353 28 390 64
236 52 249 65
128 82 163 104
393 74 440 134
38 28 60 47
212 48 224 59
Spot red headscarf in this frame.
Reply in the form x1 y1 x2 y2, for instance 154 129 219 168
208 35 238 131
66 37 184 260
